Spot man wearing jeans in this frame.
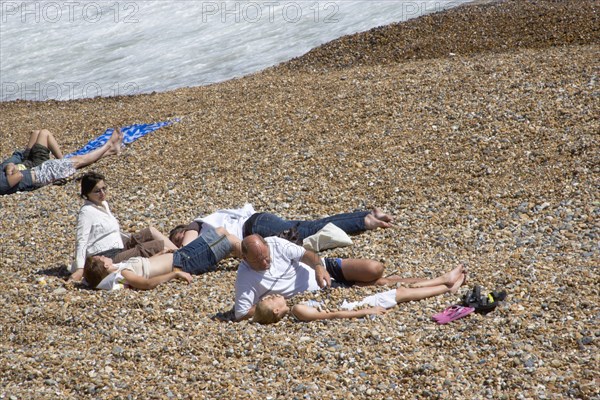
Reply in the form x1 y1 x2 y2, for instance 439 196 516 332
169 203 393 248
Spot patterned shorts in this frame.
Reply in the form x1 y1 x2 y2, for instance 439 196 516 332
32 159 77 185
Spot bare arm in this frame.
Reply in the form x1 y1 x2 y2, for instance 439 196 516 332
69 269 84 281
121 269 192 290
300 250 331 288
291 304 387 322
235 304 256 322
181 230 199 247
5 163 23 187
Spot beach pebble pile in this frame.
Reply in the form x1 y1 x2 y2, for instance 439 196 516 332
0 0 598 398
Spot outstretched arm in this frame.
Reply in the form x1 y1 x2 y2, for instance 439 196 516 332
291 304 387 322
121 269 192 290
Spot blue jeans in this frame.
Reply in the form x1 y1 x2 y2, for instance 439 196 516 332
245 211 370 240
1 150 25 168
172 226 232 275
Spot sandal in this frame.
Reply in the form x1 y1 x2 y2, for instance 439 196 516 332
431 305 475 324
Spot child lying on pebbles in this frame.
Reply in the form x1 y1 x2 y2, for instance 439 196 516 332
252 265 467 324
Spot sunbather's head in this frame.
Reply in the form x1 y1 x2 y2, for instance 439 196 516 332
80 171 106 204
169 224 187 247
252 294 289 325
83 255 115 288
242 235 271 271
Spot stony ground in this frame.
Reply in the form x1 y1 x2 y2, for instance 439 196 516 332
0 0 598 398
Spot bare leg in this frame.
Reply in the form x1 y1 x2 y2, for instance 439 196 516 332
25 130 41 149
147 227 179 251
371 275 429 286
395 270 466 302
372 264 466 287
395 284 451 303
69 129 122 169
410 265 465 289
340 259 385 285
34 129 64 159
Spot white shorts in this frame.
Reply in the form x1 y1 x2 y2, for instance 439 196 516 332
340 289 397 310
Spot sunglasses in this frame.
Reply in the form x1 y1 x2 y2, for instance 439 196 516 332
92 187 108 194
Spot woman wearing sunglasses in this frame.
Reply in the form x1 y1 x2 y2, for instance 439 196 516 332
69 171 177 280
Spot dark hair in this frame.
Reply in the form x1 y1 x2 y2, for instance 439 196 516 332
80 171 105 199
83 256 109 288
169 224 187 243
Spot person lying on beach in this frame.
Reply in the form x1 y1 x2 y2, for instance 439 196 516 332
233 234 417 321
252 265 467 324
84 226 243 290
1 129 64 194
168 204 393 248
83 254 193 290
0 128 123 195
69 172 179 281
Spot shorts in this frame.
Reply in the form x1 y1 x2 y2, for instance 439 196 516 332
31 159 77 185
172 226 232 275
324 257 355 287
22 144 51 169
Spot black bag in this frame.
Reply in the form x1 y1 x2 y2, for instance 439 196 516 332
462 285 507 314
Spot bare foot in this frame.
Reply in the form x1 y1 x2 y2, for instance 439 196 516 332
442 264 465 287
365 213 392 230
107 128 123 155
372 208 393 223
449 272 467 294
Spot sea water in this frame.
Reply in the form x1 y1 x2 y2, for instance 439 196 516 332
0 0 470 102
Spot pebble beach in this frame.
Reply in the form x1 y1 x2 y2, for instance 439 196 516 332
0 0 598 398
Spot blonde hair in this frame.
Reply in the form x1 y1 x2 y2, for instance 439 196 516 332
252 300 284 325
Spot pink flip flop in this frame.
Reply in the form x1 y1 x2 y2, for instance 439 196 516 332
432 305 475 324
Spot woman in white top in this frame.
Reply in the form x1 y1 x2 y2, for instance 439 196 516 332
70 172 177 280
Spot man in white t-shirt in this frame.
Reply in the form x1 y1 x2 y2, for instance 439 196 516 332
234 234 399 321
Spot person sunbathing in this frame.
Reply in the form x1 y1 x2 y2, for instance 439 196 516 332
83 254 193 290
251 265 467 324
233 234 430 321
168 204 393 248
84 226 242 290
1 128 123 195
69 171 179 281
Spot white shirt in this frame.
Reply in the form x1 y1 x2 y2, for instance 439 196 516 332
95 257 151 291
71 200 124 271
234 236 320 319
195 203 255 240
